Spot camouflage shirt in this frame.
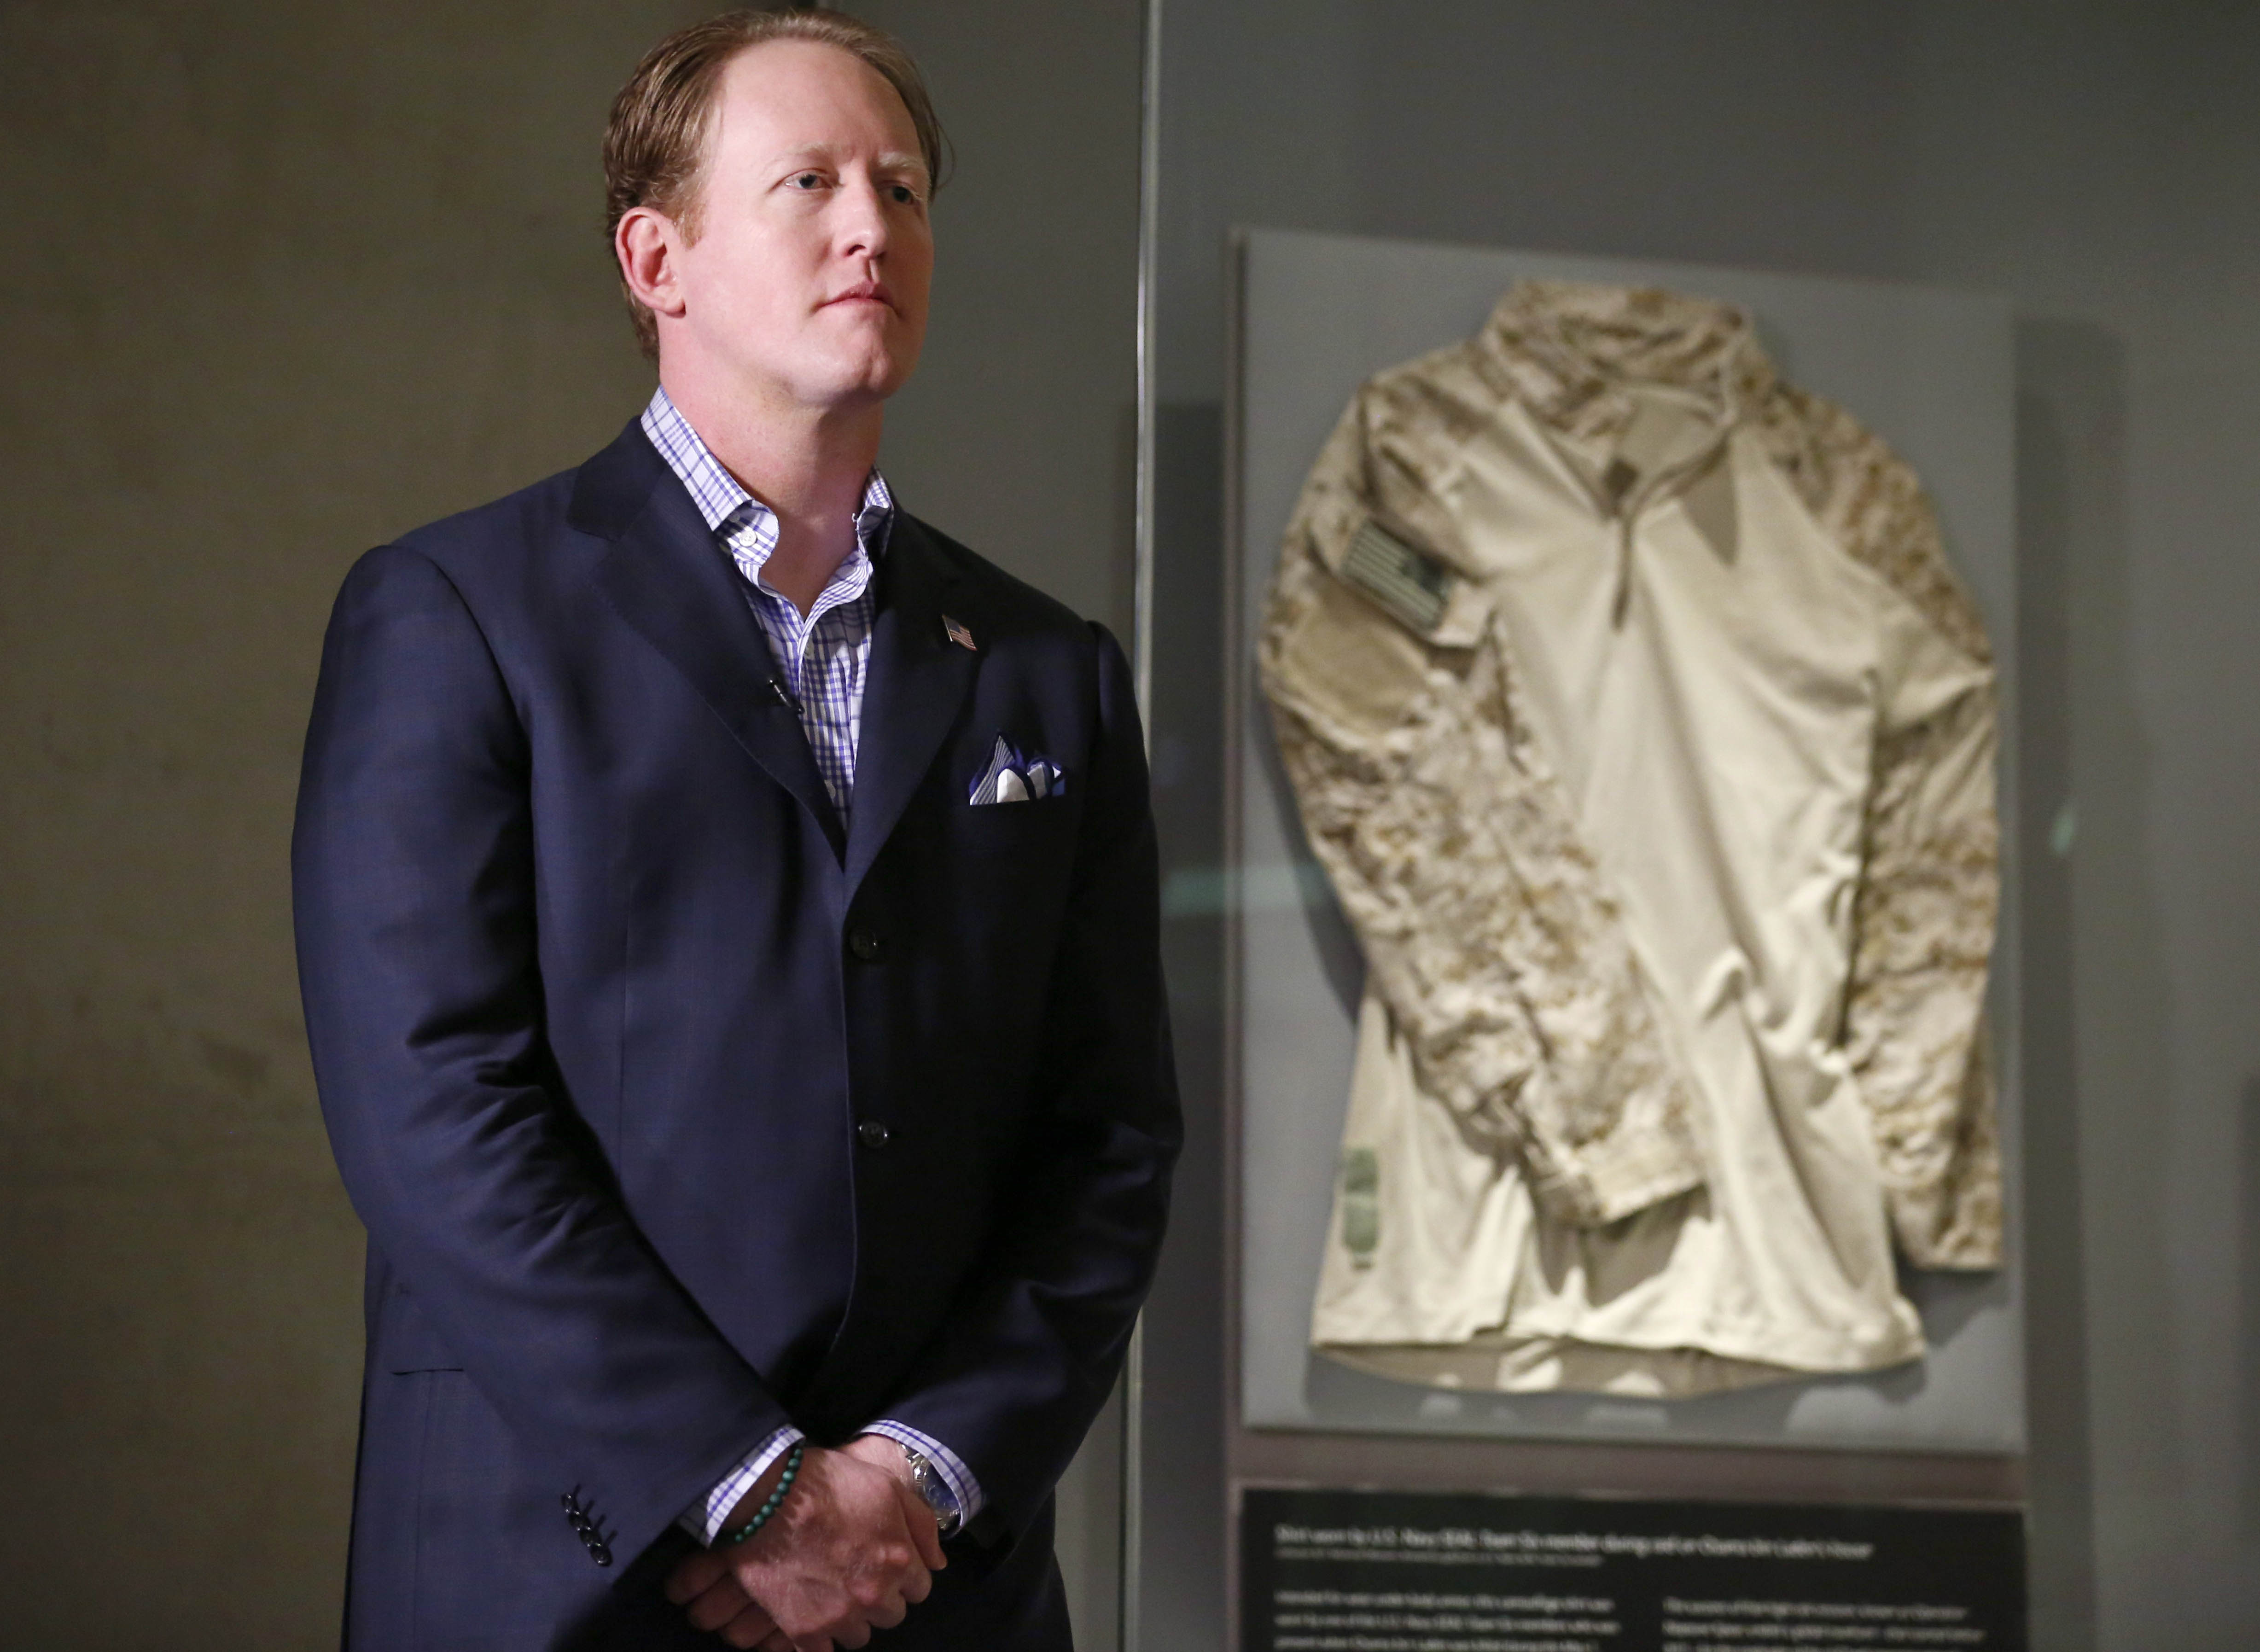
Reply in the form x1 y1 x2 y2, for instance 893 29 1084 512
1261 281 2000 1396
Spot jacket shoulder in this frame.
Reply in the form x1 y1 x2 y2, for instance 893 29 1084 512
1357 338 1506 443
336 418 656 617
904 514 1109 649
385 464 585 580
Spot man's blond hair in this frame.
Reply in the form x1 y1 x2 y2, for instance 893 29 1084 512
603 7 949 361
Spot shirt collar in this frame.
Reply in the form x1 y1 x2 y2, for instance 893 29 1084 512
640 384 895 568
1475 280 1773 446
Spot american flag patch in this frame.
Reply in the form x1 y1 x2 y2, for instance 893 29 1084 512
943 615 977 651
1340 518 1452 636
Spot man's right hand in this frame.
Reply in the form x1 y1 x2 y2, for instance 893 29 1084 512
667 1444 945 1651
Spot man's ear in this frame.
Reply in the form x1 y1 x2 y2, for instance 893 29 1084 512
616 206 688 324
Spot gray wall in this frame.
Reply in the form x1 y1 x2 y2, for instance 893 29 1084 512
1137 4 2260 1650
0 0 1139 1644
858 0 1142 639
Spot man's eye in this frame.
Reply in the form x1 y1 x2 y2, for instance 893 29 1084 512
887 184 922 205
787 172 826 191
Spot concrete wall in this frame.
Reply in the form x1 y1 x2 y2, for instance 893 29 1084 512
0 1 1139 1644
1135 4 2260 1648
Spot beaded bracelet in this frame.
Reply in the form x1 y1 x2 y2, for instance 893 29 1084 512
719 1442 805 1548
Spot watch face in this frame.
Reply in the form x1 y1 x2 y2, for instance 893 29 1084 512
903 1452 961 1534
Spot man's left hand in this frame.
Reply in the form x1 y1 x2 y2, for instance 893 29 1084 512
666 1554 783 1650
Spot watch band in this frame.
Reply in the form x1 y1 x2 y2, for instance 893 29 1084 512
897 1443 963 1537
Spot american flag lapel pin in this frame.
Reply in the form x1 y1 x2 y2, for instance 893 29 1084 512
943 615 977 651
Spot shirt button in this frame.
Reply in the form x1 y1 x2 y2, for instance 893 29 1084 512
857 1119 892 1149
846 925 884 963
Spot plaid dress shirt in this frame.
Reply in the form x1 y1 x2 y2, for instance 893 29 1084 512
642 386 888 820
641 386 983 1541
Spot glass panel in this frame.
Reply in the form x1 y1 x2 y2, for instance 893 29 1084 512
1134 3 2260 1647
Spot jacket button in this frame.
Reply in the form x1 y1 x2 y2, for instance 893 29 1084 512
846 925 884 963
590 1541 613 1567
857 1119 891 1149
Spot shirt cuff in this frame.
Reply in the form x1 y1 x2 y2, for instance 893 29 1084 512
678 1425 805 1545
862 1419 985 1525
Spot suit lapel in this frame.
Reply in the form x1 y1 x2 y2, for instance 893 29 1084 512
577 422 846 859
845 514 976 899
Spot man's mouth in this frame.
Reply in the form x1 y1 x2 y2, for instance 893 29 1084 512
823 281 896 314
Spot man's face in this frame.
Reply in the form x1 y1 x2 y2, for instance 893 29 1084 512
666 40 933 411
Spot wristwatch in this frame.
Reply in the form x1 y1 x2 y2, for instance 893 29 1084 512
897 1443 963 1538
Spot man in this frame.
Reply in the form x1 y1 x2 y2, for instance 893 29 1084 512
292 11 1178 1649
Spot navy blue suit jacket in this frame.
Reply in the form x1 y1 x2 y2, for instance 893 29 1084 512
292 419 1180 1649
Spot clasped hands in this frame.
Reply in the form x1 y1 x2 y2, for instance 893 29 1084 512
665 1434 947 1651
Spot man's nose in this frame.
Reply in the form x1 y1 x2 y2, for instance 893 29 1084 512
835 177 892 260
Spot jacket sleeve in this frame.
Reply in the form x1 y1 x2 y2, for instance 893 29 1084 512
871 622 1181 1541
1750 382 2006 1270
1259 381 1704 1227
1844 671 2002 1268
1815 432 2004 1270
293 545 794 1565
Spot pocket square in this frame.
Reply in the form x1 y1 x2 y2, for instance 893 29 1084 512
969 733 1064 805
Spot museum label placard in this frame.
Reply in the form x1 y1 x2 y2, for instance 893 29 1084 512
1241 1487 2025 1652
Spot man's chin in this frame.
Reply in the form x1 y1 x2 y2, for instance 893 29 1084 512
800 351 919 409
708 339 919 415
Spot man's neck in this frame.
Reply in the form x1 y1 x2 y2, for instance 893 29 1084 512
660 368 885 617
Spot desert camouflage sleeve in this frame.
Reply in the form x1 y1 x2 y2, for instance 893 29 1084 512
1761 385 2004 1269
